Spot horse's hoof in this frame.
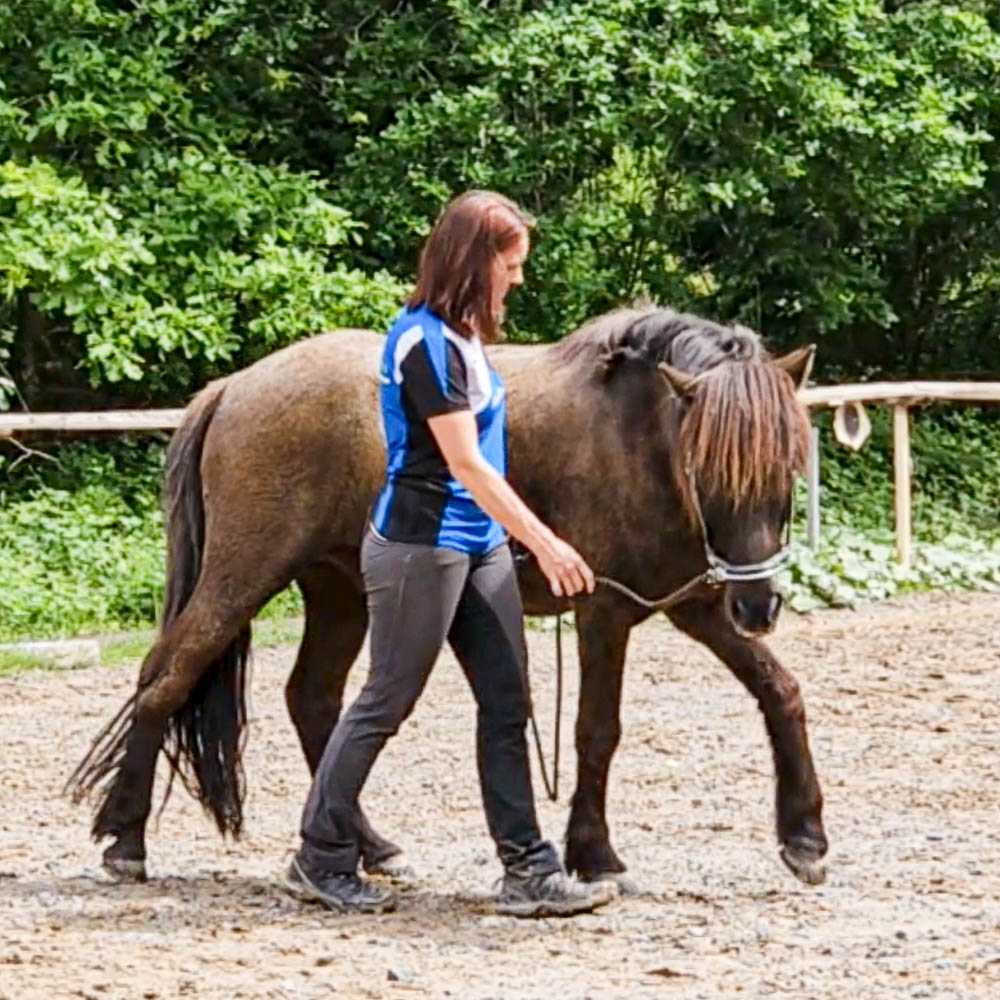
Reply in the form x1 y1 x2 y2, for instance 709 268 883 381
364 852 416 884
102 852 147 883
780 844 826 886
591 872 641 897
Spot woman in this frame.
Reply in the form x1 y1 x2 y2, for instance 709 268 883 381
285 191 615 918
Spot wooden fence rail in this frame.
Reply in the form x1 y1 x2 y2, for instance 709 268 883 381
5 381 1000 566
800 382 1000 567
799 381 1000 408
0 409 184 436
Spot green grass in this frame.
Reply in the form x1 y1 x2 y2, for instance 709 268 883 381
0 614 306 675
96 615 305 669
99 629 156 667
0 648 53 675
253 616 305 649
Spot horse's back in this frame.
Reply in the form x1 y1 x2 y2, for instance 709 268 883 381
226 328 384 395
195 330 388 555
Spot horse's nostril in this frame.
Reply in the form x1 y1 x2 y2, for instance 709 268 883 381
768 592 783 623
732 596 750 622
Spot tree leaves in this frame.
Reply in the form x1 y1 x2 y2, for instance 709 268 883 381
0 2 404 402
2 0 1000 405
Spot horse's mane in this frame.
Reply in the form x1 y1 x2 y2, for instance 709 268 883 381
550 302 762 374
551 302 808 515
676 360 811 518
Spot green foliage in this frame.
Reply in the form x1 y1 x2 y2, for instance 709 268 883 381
814 406 1000 533
4 1 1000 642
783 528 1000 611
0 1 404 403
4 407 1000 641
0 441 166 636
0 440 301 640
783 407 1000 609
308 0 1000 371
3 1 1000 402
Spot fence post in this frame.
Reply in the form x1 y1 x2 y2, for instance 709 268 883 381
893 404 912 567
806 423 821 550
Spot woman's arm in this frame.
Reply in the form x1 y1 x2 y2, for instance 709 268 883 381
428 410 594 597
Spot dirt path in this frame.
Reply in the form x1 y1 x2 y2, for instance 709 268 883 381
2 591 999 1000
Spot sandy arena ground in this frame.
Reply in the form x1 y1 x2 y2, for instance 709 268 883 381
1 591 999 1000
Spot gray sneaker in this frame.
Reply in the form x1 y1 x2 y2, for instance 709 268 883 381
284 855 396 914
495 869 617 918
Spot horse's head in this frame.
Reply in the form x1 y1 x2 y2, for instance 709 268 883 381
659 346 815 636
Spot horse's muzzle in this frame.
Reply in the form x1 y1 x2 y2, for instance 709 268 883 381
728 586 783 636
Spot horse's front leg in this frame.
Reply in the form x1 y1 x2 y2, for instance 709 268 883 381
564 602 633 885
668 597 828 885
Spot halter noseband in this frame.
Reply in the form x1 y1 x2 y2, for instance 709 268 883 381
686 464 792 583
592 464 791 612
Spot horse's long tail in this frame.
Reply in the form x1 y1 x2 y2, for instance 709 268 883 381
69 379 252 838
157 379 251 836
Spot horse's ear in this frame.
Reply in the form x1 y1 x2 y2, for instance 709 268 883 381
657 362 699 398
773 344 816 390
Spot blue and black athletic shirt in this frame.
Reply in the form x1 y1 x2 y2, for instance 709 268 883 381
371 304 507 553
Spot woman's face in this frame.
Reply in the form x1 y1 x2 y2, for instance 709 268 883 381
491 227 529 320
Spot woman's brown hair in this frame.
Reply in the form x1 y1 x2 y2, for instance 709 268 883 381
407 190 534 342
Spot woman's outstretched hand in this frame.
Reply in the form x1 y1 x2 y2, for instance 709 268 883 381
533 533 595 598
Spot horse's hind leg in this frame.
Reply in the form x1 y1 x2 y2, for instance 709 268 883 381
286 557 402 869
81 570 282 881
564 602 633 884
92 606 248 878
668 597 828 885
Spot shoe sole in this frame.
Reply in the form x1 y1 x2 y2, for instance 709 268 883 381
283 863 397 915
496 883 617 919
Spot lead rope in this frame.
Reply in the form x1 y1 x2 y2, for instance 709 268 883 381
527 569 715 803
527 614 562 802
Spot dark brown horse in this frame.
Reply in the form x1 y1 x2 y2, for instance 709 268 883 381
69 304 828 889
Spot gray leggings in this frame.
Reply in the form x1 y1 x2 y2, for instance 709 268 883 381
299 530 559 876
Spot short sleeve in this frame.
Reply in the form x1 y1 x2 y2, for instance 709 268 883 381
399 335 470 421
